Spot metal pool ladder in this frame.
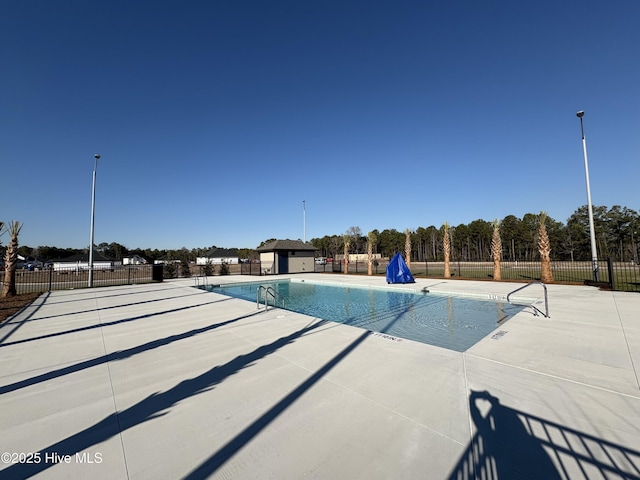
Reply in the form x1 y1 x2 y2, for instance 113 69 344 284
194 275 208 288
507 281 550 318
257 285 285 311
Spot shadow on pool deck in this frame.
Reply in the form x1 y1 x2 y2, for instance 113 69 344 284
3 284 418 479
1 317 330 478
184 327 373 479
448 390 640 479
2 278 640 479
0 289 210 329
0 295 232 348
0 305 259 395
0 291 50 344
183 289 418 478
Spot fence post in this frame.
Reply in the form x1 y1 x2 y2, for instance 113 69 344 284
48 267 53 292
607 257 615 290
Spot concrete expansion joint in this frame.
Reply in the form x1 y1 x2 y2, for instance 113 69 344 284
94 295 131 479
612 295 640 392
324 371 466 446
464 353 640 401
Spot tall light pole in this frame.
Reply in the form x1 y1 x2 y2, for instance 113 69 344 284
576 111 599 281
303 200 306 243
88 154 100 287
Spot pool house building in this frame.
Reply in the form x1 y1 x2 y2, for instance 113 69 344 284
256 239 317 274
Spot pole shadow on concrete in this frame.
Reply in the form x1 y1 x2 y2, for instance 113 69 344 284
35 283 200 304
0 308 264 395
0 291 50 344
184 298 412 479
1 289 208 326
0 296 232 348
448 390 640 479
1 290 414 478
1 319 329 478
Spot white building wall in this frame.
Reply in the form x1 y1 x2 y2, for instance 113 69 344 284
123 256 147 265
53 261 114 272
259 252 275 274
196 257 238 265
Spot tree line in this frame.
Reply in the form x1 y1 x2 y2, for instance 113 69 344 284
310 205 640 263
0 243 259 265
3 204 638 268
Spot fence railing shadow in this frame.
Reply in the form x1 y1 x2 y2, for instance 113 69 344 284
448 390 640 479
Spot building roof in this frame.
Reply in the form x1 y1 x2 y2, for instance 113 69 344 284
204 248 239 258
53 252 115 263
256 239 317 252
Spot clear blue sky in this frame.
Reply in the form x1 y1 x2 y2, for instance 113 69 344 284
2 1 639 251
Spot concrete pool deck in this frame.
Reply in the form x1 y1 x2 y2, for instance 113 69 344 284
0 274 639 479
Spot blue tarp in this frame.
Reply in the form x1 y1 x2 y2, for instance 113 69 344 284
386 253 415 284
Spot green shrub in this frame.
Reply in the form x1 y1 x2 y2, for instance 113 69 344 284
202 262 213 276
163 263 177 279
180 259 191 277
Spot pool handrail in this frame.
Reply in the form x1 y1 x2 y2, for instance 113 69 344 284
257 285 285 311
507 281 550 318
194 275 208 288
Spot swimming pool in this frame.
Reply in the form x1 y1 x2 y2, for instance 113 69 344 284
203 280 524 352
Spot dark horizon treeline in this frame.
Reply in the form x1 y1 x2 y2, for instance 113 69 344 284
311 205 640 263
3 205 638 264
1 244 260 266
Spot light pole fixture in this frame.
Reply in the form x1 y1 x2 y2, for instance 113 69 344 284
88 154 100 287
576 111 599 281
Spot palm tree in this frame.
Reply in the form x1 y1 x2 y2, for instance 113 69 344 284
404 229 412 269
342 234 351 274
2 221 23 297
443 222 451 278
538 212 554 283
367 231 377 276
491 219 502 281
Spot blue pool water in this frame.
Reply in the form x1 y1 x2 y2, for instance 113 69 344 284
204 280 524 352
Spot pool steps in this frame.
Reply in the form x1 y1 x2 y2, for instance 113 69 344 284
256 285 285 311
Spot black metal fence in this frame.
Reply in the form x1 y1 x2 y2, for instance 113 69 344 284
7 258 637 295
2 264 159 295
239 262 264 276
312 259 640 292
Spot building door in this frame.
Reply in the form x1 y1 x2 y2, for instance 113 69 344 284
278 253 288 274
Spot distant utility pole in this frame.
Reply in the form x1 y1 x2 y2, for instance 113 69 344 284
303 200 306 243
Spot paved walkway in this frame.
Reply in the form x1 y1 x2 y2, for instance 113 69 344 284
1 275 639 479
